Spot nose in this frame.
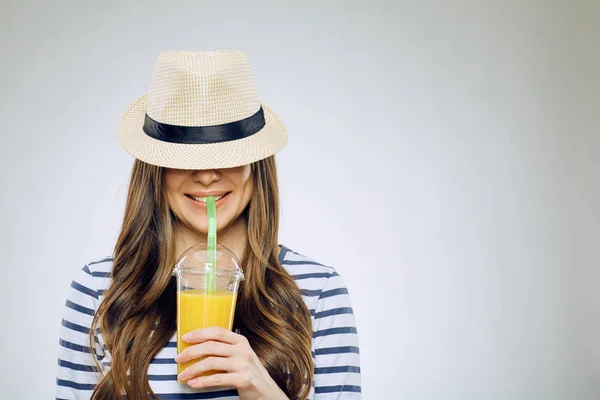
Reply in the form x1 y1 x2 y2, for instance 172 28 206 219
191 169 221 186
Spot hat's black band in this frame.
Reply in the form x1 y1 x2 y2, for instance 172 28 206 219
143 106 266 144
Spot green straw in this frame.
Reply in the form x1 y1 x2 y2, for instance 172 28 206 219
206 196 217 294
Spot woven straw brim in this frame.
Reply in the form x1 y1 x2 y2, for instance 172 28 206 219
117 93 288 170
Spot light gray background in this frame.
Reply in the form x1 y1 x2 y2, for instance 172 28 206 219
1 0 599 399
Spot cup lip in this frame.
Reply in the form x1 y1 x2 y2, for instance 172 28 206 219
171 242 245 281
172 264 245 281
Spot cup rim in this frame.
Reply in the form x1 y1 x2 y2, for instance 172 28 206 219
172 264 245 281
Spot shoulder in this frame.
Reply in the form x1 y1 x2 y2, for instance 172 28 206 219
279 245 357 337
278 244 337 279
70 255 114 298
83 255 114 276
278 244 350 299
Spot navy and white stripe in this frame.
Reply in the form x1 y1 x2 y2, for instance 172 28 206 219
56 245 361 399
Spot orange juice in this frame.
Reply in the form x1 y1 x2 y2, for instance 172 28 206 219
177 290 237 375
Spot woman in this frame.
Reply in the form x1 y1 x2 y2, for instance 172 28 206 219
56 50 361 399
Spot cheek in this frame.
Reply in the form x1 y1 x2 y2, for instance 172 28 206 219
240 170 254 206
165 187 177 209
242 180 253 208
166 192 179 213
227 166 254 207
164 170 186 211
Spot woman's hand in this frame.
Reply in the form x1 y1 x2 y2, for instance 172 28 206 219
175 327 288 400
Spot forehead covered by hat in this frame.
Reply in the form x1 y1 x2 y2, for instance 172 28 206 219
117 50 288 170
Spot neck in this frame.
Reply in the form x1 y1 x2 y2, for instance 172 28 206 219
173 216 248 262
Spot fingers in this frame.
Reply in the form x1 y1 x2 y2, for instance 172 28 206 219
175 340 234 364
187 371 254 391
178 356 234 383
176 327 257 391
182 326 245 345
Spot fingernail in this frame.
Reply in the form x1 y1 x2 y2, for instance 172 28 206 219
174 354 180 362
182 333 190 341
188 379 197 386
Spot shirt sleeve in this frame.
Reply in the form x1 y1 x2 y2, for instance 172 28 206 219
56 265 105 400
312 270 362 399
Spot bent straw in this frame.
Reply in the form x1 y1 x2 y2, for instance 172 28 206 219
206 196 217 294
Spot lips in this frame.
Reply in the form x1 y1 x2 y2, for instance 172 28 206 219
185 193 227 203
184 192 231 208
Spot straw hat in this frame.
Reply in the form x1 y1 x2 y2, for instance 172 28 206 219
117 50 288 170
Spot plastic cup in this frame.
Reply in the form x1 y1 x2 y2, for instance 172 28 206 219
172 243 244 377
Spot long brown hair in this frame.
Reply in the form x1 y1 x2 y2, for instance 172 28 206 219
89 156 314 399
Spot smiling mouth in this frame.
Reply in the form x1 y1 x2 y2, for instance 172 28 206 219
184 193 230 204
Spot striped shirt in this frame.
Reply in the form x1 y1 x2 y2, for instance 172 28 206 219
56 245 361 399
